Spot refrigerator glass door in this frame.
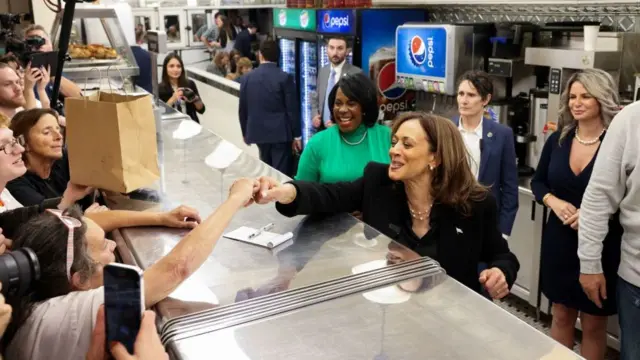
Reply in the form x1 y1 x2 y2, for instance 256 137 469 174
299 40 318 147
278 38 297 80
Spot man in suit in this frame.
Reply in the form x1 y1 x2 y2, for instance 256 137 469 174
239 40 301 177
312 36 362 130
233 23 257 61
454 71 519 239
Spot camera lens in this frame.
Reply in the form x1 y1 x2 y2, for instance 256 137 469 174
0 248 40 297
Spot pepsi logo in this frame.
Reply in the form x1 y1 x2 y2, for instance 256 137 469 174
409 36 426 66
323 13 330 26
377 61 406 100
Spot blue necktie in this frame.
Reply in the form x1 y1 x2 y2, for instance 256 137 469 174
323 68 336 125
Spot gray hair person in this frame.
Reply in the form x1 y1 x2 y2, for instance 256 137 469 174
557 68 620 143
530 67 624 360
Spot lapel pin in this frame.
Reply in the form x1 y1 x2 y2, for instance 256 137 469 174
456 227 463 234
487 132 493 138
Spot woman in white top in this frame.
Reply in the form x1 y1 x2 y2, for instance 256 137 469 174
4 177 258 360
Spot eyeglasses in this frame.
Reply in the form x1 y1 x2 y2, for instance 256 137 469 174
0 135 25 155
46 209 82 281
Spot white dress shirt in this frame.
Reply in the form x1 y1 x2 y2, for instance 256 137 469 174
459 117 483 179
330 60 346 81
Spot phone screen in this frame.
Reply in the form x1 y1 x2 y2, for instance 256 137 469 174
29 51 59 75
104 264 144 354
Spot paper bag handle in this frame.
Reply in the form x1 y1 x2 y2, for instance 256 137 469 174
84 67 103 95
105 65 127 96
84 67 103 105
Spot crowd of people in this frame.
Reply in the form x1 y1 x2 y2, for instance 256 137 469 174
0 14 637 360
236 36 639 360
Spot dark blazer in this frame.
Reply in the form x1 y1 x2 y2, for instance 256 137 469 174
233 29 255 61
453 117 519 236
239 62 300 144
276 162 520 294
158 79 205 123
130 46 152 94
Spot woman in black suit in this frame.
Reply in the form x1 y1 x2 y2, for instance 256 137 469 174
158 53 205 123
254 112 520 298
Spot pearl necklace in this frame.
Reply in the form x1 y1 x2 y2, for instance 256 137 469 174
341 130 368 146
408 203 432 221
575 127 605 146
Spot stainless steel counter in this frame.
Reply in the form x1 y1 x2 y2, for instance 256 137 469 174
107 119 404 320
107 120 582 359
167 273 581 360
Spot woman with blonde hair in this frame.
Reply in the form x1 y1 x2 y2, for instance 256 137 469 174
226 57 253 82
206 51 230 78
252 111 519 298
531 68 623 359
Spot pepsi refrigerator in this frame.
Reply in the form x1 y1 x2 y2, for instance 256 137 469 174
273 8 319 147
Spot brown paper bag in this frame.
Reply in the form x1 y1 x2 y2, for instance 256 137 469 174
65 92 160 193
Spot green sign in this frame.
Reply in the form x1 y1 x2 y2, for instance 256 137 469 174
273 8 316 31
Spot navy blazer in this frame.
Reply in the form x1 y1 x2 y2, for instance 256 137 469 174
453 117 519 235
239 63 301 144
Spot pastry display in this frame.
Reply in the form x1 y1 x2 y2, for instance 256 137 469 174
69 44 119 60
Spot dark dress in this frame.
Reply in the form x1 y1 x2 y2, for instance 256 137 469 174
531 129 622 316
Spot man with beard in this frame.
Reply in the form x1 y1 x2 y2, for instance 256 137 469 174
0 64 26 119
312 36 362 131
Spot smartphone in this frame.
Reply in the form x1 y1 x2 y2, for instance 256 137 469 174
103 263 145 354
29 51 59 75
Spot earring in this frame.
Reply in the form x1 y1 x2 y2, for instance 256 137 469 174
429 165 434 171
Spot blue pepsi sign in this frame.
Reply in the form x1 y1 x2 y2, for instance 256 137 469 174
396 26 447 79
316 9 356 35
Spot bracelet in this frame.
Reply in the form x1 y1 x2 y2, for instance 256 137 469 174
542 193 552 206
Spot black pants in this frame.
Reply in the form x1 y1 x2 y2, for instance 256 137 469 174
257 142 293 177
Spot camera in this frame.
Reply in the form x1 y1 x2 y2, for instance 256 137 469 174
181 87 197 102
0 248 40 298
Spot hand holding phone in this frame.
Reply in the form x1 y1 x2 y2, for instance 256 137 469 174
103 263 145 355
110 311 169 360
87 306 168 360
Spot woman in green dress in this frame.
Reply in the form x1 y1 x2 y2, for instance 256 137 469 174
296 72 391 183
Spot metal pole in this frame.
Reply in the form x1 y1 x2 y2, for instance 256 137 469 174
51 0 78 112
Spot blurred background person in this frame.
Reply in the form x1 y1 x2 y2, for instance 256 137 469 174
233 23 257 62
159 53 205 123
226 57 253 82
531 69 622 359
239 40 300 177
217 14 237 53
207 51 230 78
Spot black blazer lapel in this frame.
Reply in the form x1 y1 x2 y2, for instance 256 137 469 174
431 204 472 271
